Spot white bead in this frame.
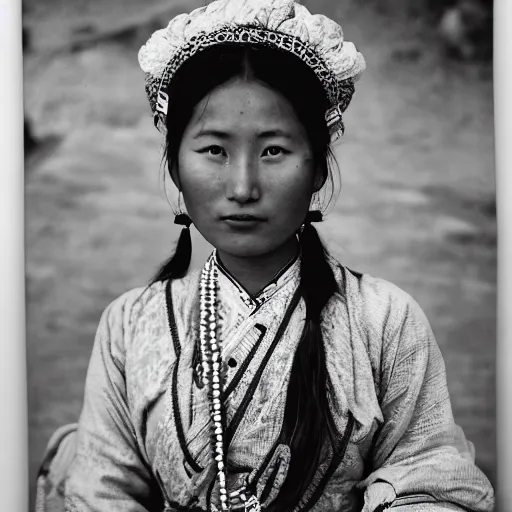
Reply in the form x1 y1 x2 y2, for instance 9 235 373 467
200 259 232 498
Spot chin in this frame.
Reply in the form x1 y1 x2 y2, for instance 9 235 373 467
213 237 284 260
202 227 299 261
216 243 273 259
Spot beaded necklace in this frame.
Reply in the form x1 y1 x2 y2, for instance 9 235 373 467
198 256 262 512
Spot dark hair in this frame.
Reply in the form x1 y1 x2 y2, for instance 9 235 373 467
151 44 340 511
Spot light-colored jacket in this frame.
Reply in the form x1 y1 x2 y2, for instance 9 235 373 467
62 256 494 511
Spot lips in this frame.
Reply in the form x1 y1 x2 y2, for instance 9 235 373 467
220 214 267 229
221 214 266 222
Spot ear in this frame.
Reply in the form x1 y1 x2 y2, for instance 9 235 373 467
312 164 327 193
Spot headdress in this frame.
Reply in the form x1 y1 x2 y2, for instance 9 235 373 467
138 0 365 141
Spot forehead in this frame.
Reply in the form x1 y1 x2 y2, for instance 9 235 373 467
188 78 304 134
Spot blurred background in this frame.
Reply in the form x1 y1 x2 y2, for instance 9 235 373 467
23 0 496 508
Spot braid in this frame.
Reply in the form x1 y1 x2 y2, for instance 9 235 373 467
299 218 338 322
269 219 339 511
150 215 192 283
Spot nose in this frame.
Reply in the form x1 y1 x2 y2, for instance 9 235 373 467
225 156 260 204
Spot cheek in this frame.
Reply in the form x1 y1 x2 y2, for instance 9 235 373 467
265 164 316 235
270 163 316 207
178 153 220 214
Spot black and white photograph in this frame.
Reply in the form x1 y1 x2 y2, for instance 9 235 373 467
21 0 498 510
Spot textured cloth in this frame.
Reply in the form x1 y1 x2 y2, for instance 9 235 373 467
138 0 365 140
63 255 494 512
36 424 78 512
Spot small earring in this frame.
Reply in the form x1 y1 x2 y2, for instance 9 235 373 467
174 212 192 227
304 210 323 225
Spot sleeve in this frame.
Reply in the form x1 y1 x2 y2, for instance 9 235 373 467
357 296 495 512
65 296 163 512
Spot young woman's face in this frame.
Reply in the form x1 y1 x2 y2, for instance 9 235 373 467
175 77 323 260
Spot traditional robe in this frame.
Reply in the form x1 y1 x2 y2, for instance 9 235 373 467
63 254 494 511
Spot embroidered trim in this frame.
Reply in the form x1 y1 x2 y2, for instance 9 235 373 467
223 324 267 399
390 494 439 507
215 250 300 314
206 474 218 512
259 455 285 505
165 279 204 474
144 25 355 138
225 287 302 449
297 412 355 512
250 438 282 493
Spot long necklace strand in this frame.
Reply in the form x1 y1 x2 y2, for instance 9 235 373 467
199 258 229 511
199 257 262 512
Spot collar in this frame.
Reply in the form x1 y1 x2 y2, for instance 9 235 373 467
212 250 301 315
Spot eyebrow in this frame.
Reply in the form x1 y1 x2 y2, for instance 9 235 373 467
193 129 231 140
257 129 293 139
193 128 293 140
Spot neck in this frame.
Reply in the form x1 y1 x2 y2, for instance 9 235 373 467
217 237 299 296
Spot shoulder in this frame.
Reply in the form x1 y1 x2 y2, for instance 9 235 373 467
330 260 437 389
362 274 428 326
100 282 165 331
361 273 432 339
101 268 200 327
94 283 166 362
330 259 432 342
98 270 201 356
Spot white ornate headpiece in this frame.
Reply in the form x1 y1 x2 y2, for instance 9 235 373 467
138 0 366 141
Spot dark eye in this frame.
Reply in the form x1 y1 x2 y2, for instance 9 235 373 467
207 145 225 156
263 146 285 157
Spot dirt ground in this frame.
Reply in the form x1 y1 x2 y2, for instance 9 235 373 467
23 0 497 507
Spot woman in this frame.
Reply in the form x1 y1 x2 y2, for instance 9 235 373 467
39 1 494 511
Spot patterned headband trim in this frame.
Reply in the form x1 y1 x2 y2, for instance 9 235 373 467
139 0 366 142
144 26 355 141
